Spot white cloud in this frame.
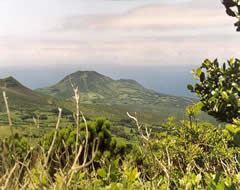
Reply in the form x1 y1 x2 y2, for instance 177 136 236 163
0 0 239 67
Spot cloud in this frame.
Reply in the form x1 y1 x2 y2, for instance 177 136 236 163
0 0 239 67
58 1 230 31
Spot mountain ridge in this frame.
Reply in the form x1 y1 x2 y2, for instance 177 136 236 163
0 76 57 111
36 70 193 109
0 74 209 125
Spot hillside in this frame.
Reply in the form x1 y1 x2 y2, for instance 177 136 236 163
0 76 200 127
36 71 194 110
0 76 56 111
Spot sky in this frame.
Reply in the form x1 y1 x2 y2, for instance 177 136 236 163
0 0 239 96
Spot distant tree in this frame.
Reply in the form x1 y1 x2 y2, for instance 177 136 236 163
20 115 32 121
222 0 240 31
39 115 48 120
188 59 240 124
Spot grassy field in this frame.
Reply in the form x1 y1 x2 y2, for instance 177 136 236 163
0 100 218 146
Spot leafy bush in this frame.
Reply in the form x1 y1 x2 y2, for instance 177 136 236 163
41 117 127 175
188 59 240 123
126 105 240 189
0 133 30 180
0 56 239 188
222 0 240 31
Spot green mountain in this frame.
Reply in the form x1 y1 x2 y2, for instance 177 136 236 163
0 76 56 111
0 75 215 139
36 71 193 110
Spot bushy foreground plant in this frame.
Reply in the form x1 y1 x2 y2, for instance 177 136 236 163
188 59 240 147
188 58 239 124
0 63 239 189
126 104 240 189
1 108 240 189
0 133 29 175
41 117 127 177
0 88 131 189
222 0 240 31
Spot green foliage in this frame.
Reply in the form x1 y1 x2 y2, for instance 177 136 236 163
41 117 127 174
127 104 240 189
97 158 120 185
0 133 30 178
224 118 240 146
205 172 240 190
185 103 202 118
179 173 202 189
0 65 239 189
222 0 240 31
0 133 30 159
185 102 203 127
108 168 141 190
1 106 240 189
24 166 49 189
188 59 240 123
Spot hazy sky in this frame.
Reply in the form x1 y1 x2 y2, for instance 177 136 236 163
0 0 239 96
0 0 238 66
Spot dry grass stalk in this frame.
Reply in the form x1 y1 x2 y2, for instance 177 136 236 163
3 91 13 136
0 84 101 189
2 162 18 190
127 112 151 141
127 112 170 190
66 111 99 187
33 114 40 129
71 81 80 158
44 108 62 168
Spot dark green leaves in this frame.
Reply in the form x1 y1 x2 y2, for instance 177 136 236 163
222 0 236 7
223 63 226 71
188 59 240 123
222 0 240 31
200 72 205 82
187 85 194 92
226 7 236 17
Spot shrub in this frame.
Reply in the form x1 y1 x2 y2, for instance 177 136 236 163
188 59 240 123
41 117 127 175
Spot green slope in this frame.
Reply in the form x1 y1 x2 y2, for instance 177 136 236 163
0 76 216 139
0 76 57 111
0 76 176 125
0 76 187 124
36 71 193 109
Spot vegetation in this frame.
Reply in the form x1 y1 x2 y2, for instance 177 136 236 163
188 59 240 124
1 74 220 150
222 0 240 31
0 77 56 110
36 71 193 110
0 62 239 189
41 117 127 175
